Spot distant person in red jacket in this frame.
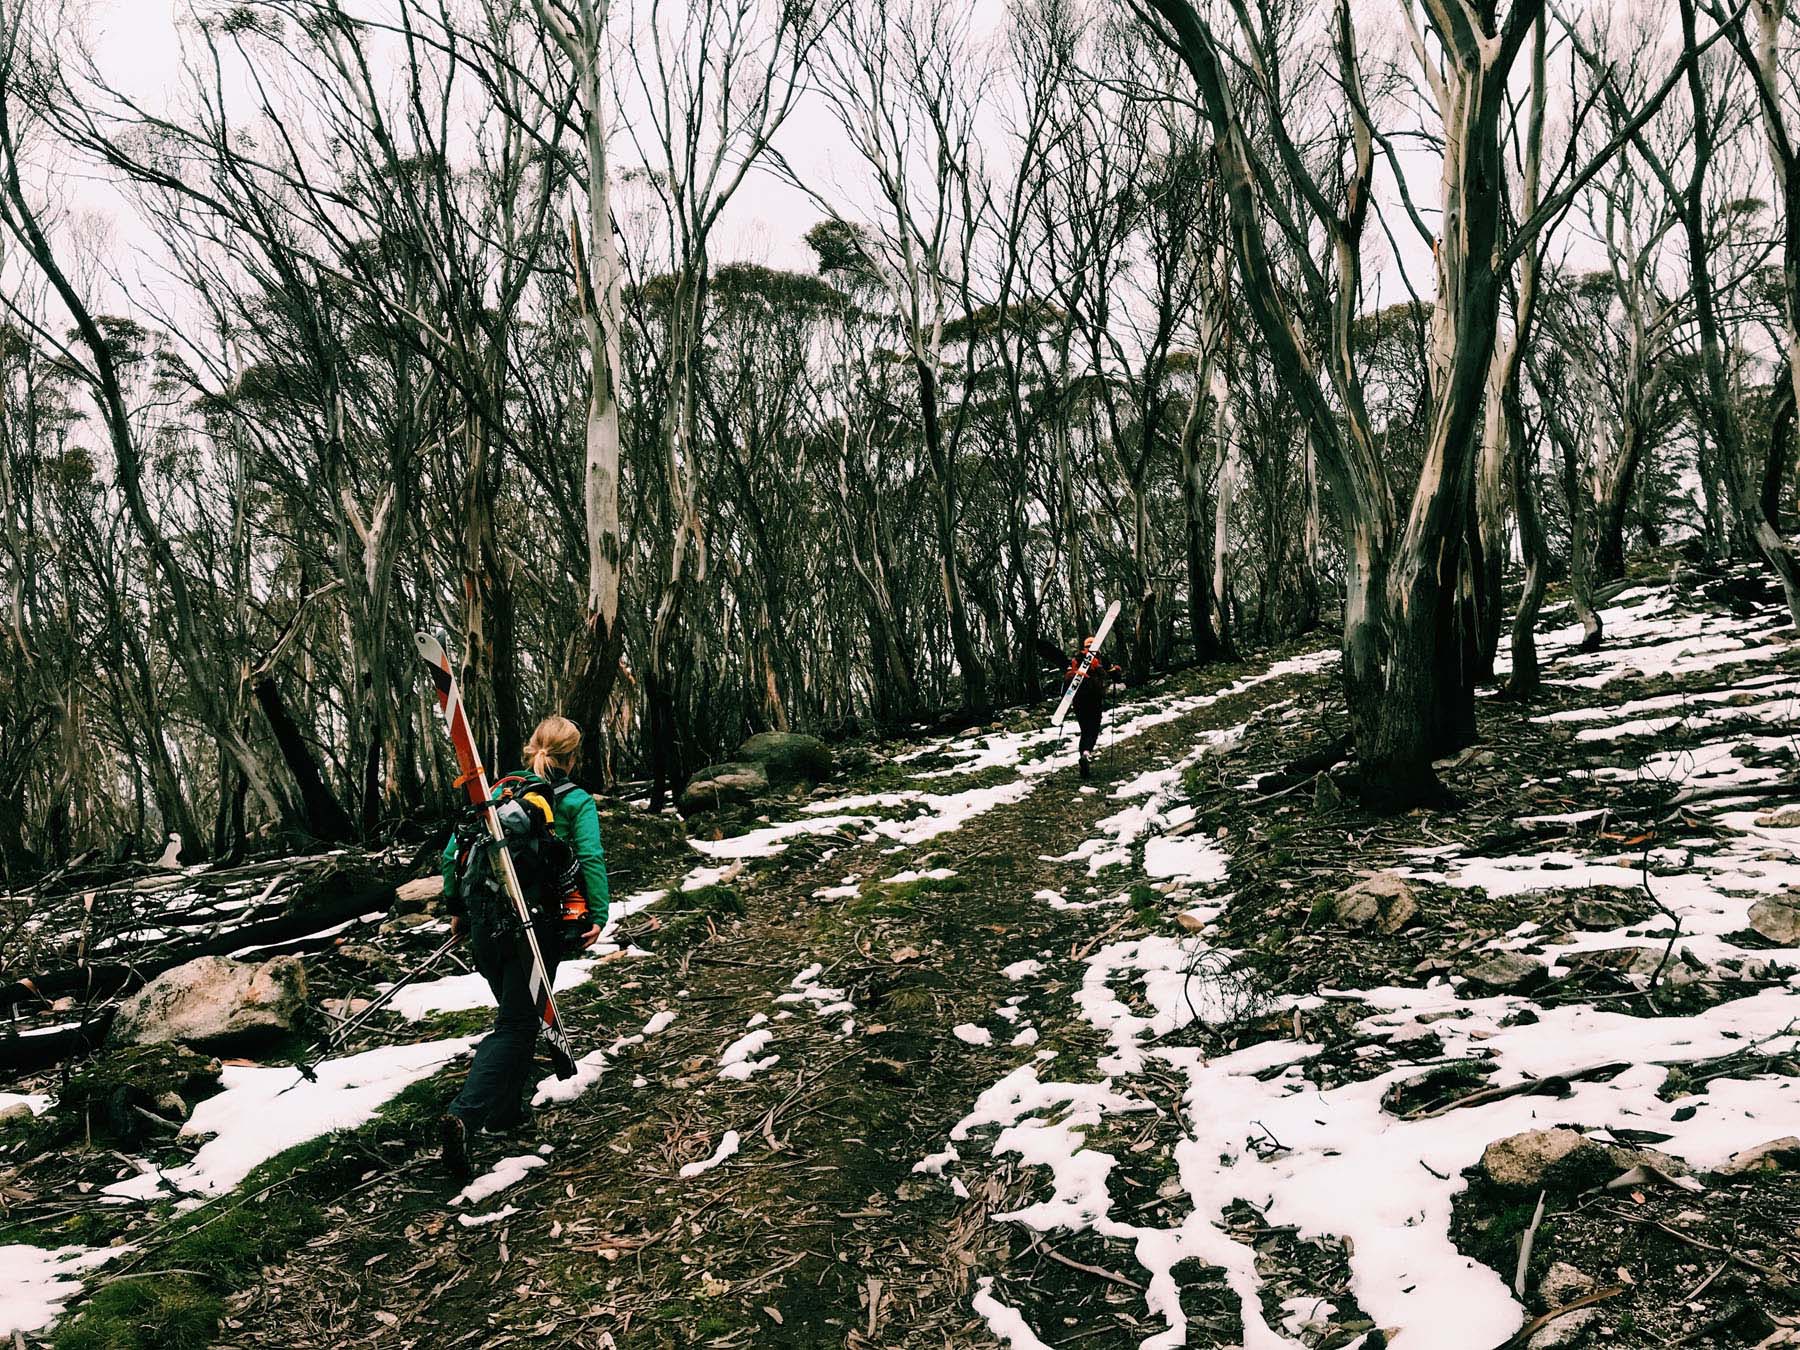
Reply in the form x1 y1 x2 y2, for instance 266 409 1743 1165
1064 637 1122 779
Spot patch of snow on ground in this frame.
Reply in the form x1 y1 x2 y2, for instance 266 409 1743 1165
457 1205 517 1228
689 816 872 861
973 1277 1053 1349
453 1154 546 1207
717 1028 778 1081
533 1047 609 1105
387 957 604 1021
881 867 957 883
0 1092 50 1117
953 1023 992 1046
0 1243 125 1335
103 1038 477 1204
678 1129 741 1178
1142 834 1229 884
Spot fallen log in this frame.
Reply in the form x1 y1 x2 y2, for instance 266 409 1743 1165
0 1009 116 1074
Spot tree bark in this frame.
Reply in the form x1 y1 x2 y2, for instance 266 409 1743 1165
252 677 355 842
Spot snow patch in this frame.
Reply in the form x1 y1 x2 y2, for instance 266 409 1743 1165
102 1038 476 1204
0 1243 125 1335
453 1154 546 1207
679 1130 741 1178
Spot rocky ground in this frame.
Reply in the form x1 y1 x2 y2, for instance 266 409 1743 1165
5 555 1800 1350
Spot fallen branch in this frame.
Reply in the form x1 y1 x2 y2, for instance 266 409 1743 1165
1402 1062 1629 1121
1513 1190 1546 1298
1025 1231 1143 1291
1493 1285 1627 1349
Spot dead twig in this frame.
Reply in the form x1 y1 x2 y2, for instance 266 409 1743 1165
1494 1285 1628 1349
1402 1062 1629 1121
1025 1231 1144 1291
1513 1190 1547 1298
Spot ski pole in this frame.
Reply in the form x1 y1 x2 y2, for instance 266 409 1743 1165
286 932 460 1085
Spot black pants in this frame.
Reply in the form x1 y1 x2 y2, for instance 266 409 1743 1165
449 923 560 1131
1076 703 1103 756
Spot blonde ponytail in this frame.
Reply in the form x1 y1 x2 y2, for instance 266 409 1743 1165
524 715 582 778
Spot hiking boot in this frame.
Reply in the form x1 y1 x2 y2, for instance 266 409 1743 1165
1079 754 1091 780
484 1106 535 1136
439 1112 472 1181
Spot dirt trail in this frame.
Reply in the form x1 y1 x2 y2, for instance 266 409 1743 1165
217 654 1333 1349
30 565 1800 1350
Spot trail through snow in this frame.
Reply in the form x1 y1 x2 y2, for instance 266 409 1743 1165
952 581 1800 1348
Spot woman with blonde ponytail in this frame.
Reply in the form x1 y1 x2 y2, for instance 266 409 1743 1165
436 714 611 1175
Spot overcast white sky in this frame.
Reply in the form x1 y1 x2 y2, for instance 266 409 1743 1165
73 0 851 296
57 0 1665 346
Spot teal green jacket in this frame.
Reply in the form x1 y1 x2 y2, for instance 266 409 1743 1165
441 770 611 924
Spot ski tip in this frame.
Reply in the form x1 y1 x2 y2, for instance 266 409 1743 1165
414 630 445 664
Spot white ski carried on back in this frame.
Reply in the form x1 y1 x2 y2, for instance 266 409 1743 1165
1051 599 1121 728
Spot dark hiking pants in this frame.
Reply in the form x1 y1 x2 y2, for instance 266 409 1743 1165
1076 703 1103 757
449 925 559 1132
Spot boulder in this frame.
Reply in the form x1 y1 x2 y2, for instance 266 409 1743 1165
392 874 445 913
0 1101 32 1127
736 732 833 786
1480 1128 1615 1191
109 954 307 1052
1559 946 1668 980
1333 873 1419 934
1756 806 1800 829
678 761 770 816
1461 951 1549 994
1716 1136 1800 1176
1748 895 1800 945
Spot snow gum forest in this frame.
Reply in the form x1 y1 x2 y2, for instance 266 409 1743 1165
3 0 1800 1347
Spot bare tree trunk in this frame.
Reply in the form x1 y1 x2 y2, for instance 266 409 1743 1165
458 414 501 771
1592 416 1646 583
916 354 988 712
1176 375 1221 662
536 0 628 749
1675 0 1800 625
1498 15 1551 693
252 677 355 841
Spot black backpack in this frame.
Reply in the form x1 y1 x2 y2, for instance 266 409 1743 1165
454 775 578 940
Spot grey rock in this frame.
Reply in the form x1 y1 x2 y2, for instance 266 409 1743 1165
679 761 770 816
109 954 307 1052
1461 951 1549 994
1480 1128 1613 1190
1527 1308 1598 1349
735 732 833 786
392 875 445 914
1538 1262 1593 1306
1748 895 1800 945
1334 873 1420 934
1716 1136 1800 1176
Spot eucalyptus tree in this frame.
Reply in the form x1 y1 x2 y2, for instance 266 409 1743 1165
610 0 829 803
0 4 309 846
808 0 994 713
1576 2 1793 617
1710 0 1800 618
1135 0 1707 803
